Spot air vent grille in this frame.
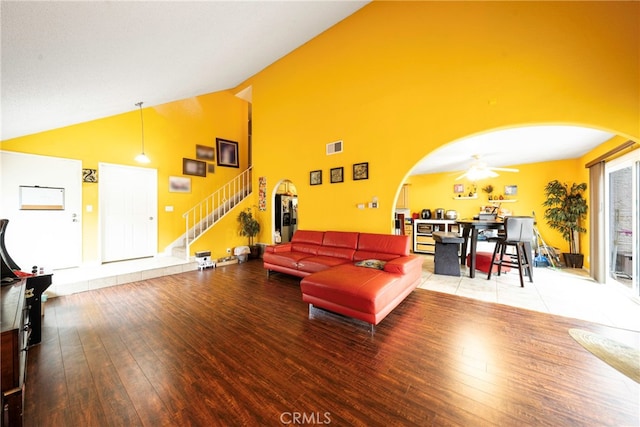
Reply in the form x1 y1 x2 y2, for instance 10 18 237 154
326 140 343 155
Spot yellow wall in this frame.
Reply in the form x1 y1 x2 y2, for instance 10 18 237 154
406 158 587 253
2 1 639 267
1 91 250 261
246 1 639 267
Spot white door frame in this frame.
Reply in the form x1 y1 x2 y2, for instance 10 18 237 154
98 162 158 263
0 151 82 270
604 150 639 296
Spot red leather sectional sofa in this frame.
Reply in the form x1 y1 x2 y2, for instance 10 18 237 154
263 230 424 327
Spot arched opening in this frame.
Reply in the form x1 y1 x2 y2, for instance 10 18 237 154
394 123 639 304
395 125 615 242
271 179 298 243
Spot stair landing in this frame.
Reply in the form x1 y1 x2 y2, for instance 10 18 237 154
47 256 199 297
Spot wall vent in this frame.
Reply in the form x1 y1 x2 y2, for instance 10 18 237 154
326 140 343 155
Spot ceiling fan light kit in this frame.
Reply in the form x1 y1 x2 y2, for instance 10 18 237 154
457 167 499 181
456 155 518 181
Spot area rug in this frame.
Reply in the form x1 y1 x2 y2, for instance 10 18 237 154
569 328 640 383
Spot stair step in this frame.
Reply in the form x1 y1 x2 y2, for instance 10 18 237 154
172 246 186 258
181 167 253 255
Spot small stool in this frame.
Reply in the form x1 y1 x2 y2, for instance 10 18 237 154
433 231 464 276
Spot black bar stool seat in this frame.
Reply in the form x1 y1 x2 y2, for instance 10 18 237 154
487 216 534 287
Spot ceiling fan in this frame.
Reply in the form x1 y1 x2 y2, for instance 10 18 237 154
455 154 519 181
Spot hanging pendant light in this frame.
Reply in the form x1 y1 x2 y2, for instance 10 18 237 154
134 101 150 163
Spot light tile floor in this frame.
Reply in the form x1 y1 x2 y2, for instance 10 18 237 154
48 256 198 296
418 255 640 332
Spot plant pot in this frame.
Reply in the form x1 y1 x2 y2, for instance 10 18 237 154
249 245 261 259
563 253 584 269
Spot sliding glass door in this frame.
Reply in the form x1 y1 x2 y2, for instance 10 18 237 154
606 150 639 296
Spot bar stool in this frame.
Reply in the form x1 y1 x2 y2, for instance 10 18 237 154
433 231 464 276
487 216 534 287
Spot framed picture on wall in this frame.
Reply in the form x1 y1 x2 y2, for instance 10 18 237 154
353 162 368 180
183 158 206 177
454 184 465 194
310 170 322 185
216 138 239 168
82 168 98 183
330 167 344 184
169 176 191 193
196 144 215 161
505 185 518 195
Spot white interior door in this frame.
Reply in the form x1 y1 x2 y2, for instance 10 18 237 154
0 151 82 270
99 163 157 263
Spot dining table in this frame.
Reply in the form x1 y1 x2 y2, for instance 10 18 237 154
456 218 505 278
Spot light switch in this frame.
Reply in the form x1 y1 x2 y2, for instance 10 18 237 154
165 205 174 212
86 205 93 212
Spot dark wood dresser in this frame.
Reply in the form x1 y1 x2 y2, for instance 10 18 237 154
1 279 28 427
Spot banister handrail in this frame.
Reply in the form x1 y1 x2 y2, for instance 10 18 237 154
181 166 253 258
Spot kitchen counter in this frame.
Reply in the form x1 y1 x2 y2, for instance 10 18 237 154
413 219 460 254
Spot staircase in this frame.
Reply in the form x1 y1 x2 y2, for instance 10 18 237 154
170 167 253 259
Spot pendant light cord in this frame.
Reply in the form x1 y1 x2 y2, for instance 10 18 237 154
136 101 145 154
134 101 150 163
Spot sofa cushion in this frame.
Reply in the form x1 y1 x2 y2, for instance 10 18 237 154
322 231 359 249
317 246 356 260
354 233 410 261
291 230 325 255
297 256 351 273
301 264 402 314
316 231 359 260
263 251 313 270
292 230 325 245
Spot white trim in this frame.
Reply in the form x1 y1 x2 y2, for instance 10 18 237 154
604 148 640 296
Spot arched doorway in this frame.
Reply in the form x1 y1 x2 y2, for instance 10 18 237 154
273 179 298 243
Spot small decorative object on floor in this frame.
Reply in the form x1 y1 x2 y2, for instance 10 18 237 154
195 251 215 270
216 256 238 267
234 246 250 263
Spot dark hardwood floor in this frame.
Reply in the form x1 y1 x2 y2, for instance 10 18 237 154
25 260 639 426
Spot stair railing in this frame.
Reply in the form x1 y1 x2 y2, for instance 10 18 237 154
182 166 253 257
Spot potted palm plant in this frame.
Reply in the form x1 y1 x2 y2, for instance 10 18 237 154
542 180 588 268
237 207 261 259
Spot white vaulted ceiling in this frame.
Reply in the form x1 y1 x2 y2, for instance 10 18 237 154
1 2 616 172
1 1 369 140
410 126 615 176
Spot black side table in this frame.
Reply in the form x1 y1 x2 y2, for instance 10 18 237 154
25 274 52 345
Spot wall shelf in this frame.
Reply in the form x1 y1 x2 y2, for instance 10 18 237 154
488 199 517 203
452 195 478 200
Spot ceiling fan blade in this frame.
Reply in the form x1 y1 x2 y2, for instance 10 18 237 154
490 167 519 172
455 171 468 180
